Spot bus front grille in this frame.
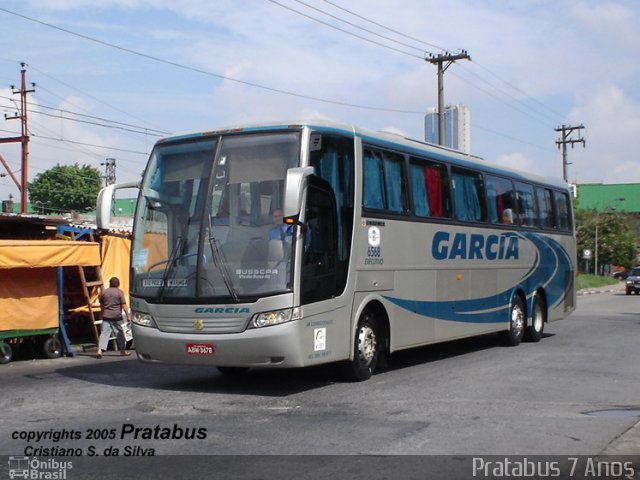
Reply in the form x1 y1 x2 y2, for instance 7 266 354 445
154 317 249 334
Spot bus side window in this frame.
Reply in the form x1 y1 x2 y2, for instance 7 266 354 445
536 187 556 229
382 152 408 213
363 147 408 214
486 175 515 225
363 150 385 209
515 182 536 227
554 191 572 231
452 168 487 223
410 158 449 218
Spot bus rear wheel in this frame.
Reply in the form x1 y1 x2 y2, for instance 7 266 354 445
344 312 380 382
524 296 545 343
502 295 525 346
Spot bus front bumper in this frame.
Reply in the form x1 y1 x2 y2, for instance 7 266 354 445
131 321 308 368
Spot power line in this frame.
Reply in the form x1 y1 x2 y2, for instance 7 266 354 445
32 109 165 137
290 0 429 55
30 133 149 156
267 0 425 59
310 2 571 130
321 0 453 54
0 94 167 136
0 5 572 158
446 68 559 129
268 1 567 132
460 61 569 125
28 63 169 133
0 149 140 188
318 1 566 126
0 4 566 137
0 7 426 115
471 122 557 154
8 112 151 157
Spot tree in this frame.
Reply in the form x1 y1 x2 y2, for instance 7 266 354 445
28 163 102 214
575 209 636 274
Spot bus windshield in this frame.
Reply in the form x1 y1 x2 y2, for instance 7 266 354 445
131 131 301 301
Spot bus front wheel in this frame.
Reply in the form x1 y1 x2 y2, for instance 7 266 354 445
345 312 380 382
503 295 525 347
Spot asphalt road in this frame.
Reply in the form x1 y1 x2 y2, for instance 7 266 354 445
1 286 639 478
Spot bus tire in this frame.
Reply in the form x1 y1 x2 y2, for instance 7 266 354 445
42 336 62 359
502 295 525 347
216 366 249 376
524 295 545 343
0 342 12 364
344 311 379 382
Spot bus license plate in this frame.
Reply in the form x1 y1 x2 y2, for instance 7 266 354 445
186 343 214 355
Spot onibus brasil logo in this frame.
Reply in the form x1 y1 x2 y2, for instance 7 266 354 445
8 457 72 479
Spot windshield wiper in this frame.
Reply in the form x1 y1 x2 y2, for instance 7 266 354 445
158 216 191 301
206 216 239 302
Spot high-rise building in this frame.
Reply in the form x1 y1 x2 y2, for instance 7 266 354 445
424 104 470 153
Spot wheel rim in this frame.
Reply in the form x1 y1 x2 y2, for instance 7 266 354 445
511 303 525 338
357 323 377 367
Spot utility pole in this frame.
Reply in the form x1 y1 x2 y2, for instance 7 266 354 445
555 124 585 183
0 63 36 213
102 158 116 186
426 50 471 146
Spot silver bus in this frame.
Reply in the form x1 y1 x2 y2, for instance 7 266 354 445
98 121 576 381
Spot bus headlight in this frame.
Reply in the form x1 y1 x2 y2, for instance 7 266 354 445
251 307 301 328
131 311 157 328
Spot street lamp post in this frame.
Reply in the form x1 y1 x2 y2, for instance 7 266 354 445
594 197 625 276
595 212 601 276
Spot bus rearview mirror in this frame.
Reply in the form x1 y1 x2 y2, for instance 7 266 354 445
283 167 314 221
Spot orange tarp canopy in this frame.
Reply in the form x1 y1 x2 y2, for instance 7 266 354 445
0 240 101 331
0 268 58 331
0 240 101 269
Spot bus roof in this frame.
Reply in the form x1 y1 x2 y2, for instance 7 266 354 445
158 120 569 191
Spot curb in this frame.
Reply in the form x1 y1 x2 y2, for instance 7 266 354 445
577 285 625 296
600 419 640 456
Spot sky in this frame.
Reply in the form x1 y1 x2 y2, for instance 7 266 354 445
0 0 639 207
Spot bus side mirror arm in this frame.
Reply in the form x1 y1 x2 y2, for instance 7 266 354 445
283 167 314 223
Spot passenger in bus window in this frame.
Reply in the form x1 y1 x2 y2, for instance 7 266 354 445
502 208 514 224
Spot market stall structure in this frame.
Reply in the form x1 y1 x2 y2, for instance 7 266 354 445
0 238 101 363
0 214 131 364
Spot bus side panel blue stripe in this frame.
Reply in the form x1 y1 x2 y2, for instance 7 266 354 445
384 233 572 324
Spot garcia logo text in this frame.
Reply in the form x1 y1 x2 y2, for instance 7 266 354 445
432 231 519 261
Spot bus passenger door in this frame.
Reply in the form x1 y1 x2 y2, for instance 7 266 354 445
301 178 337 304
298 176 353 363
